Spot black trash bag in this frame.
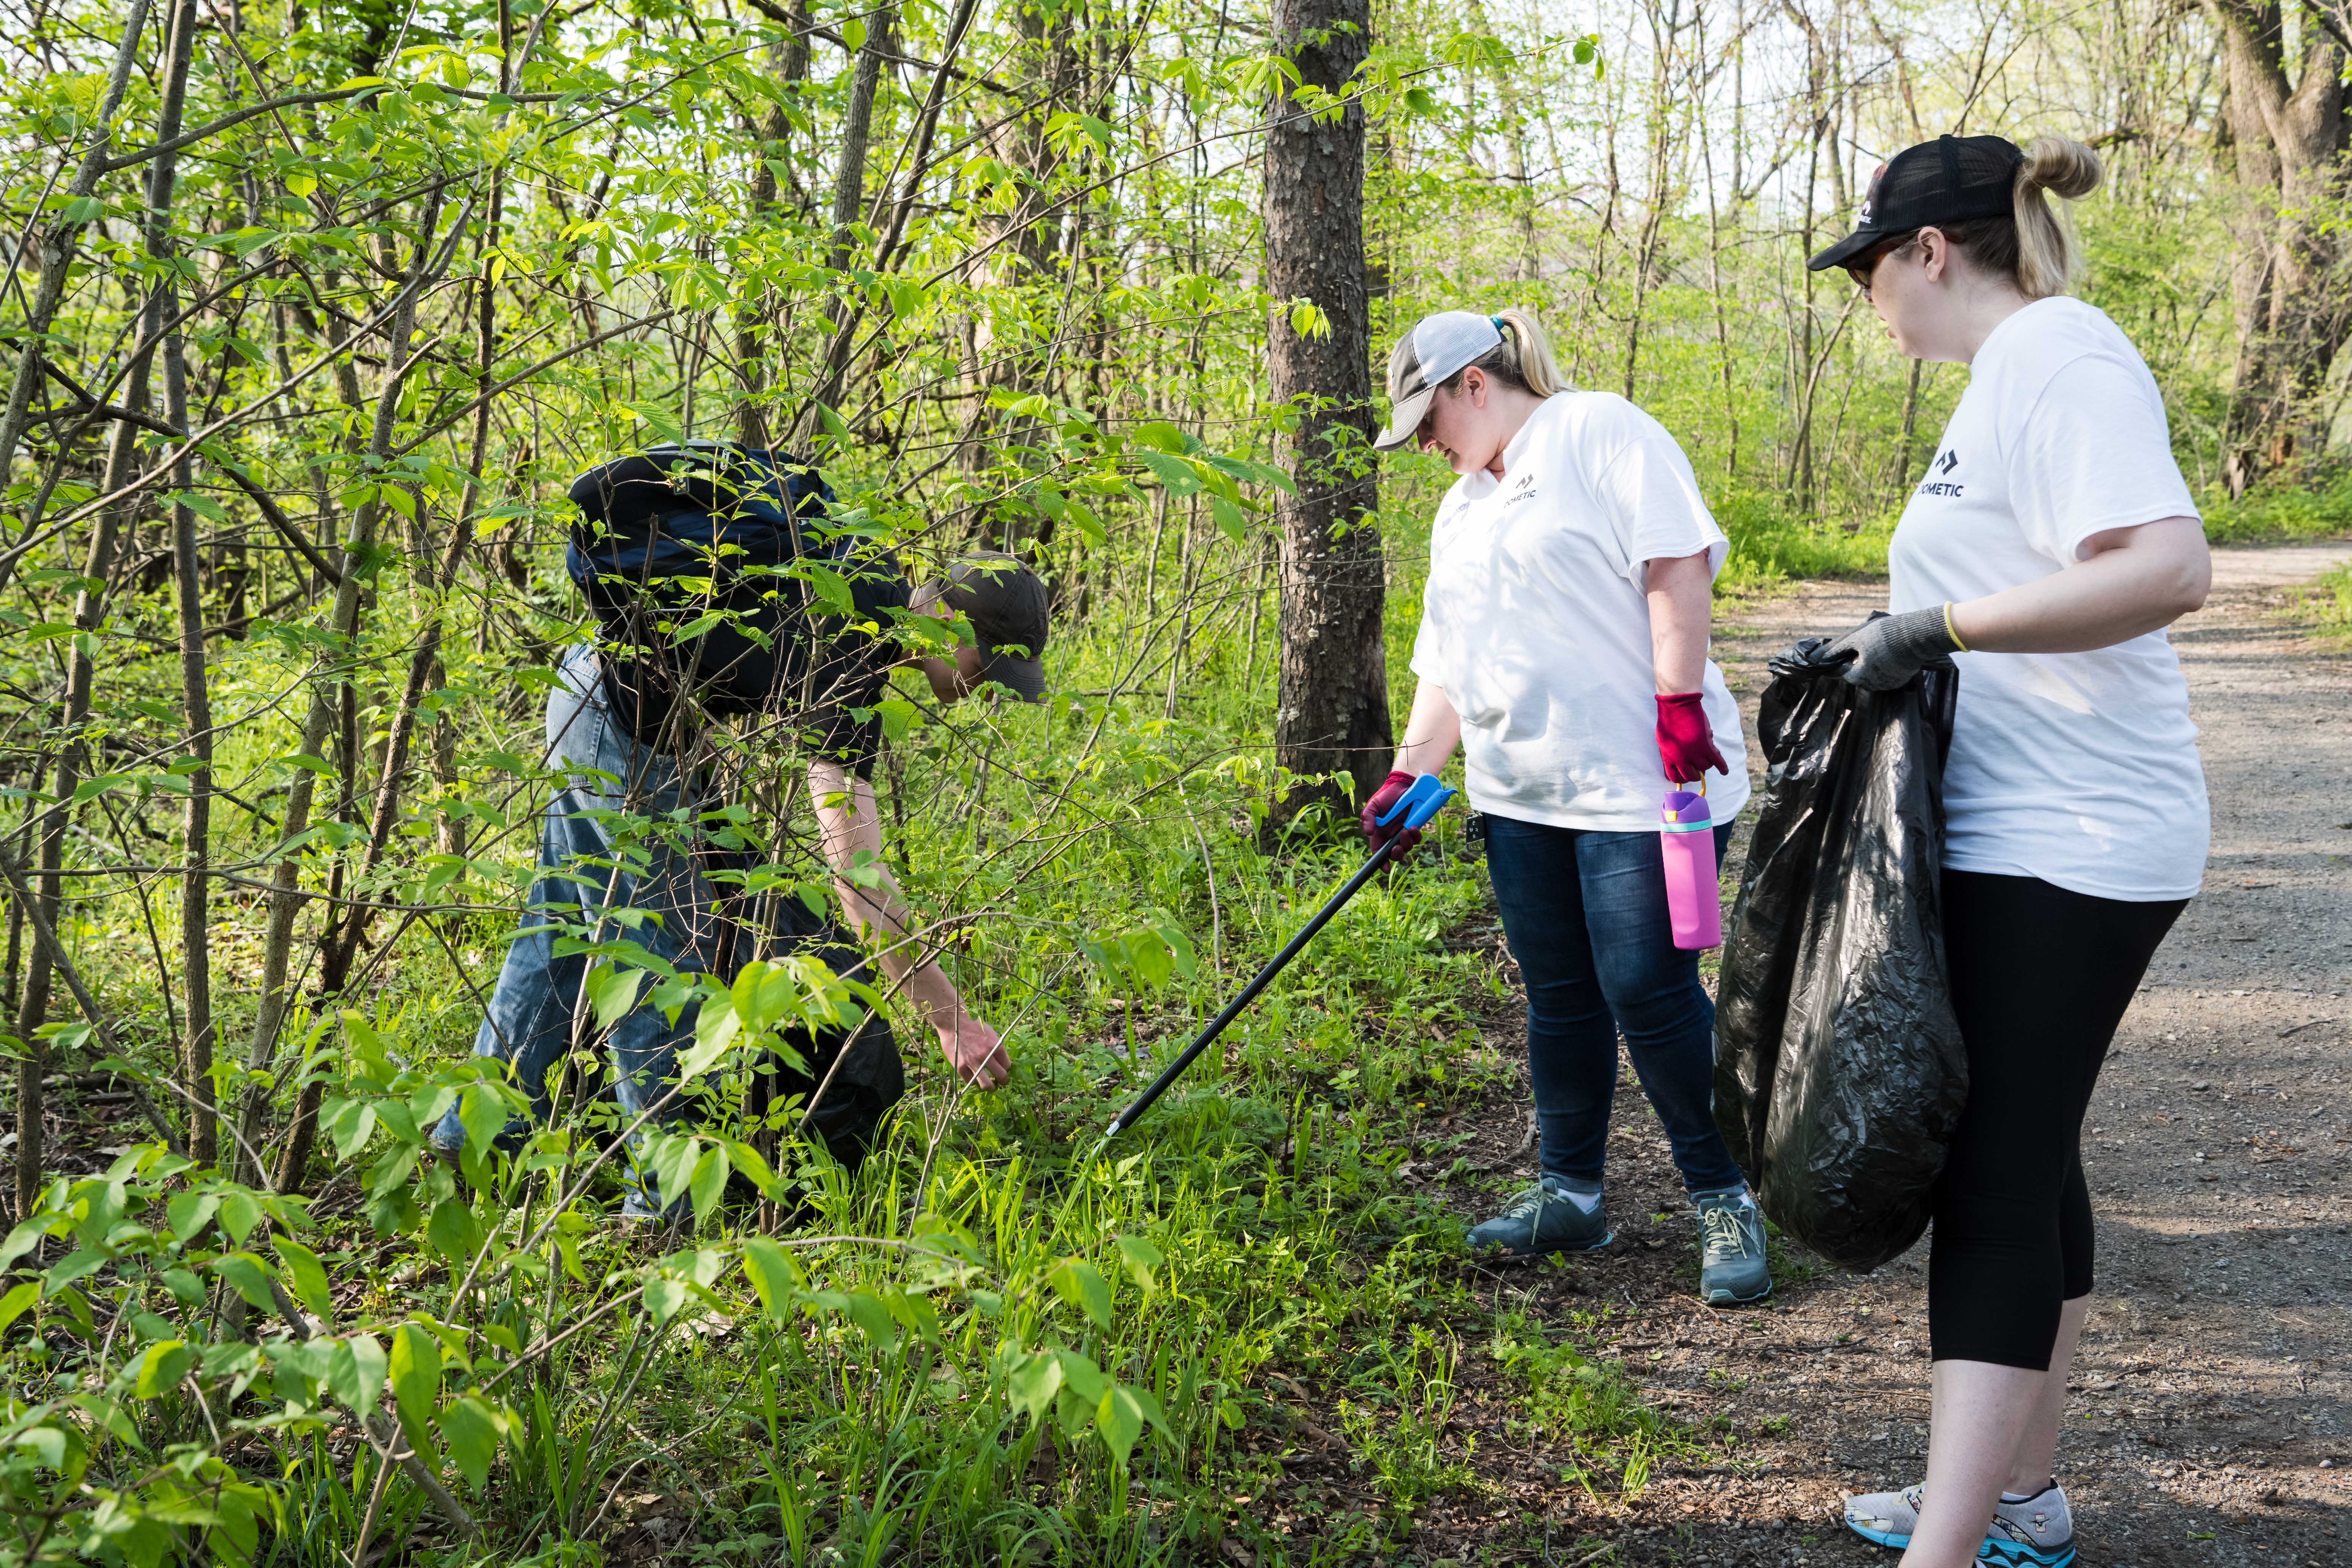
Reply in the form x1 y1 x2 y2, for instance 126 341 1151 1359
1712 634 1966 1272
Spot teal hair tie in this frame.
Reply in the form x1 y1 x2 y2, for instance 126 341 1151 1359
1490 314 1507 330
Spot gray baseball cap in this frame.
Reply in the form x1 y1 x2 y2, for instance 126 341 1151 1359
929 550 1048 701
1374 311 1507 452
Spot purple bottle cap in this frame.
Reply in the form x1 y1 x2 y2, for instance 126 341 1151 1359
1661 789 1713 828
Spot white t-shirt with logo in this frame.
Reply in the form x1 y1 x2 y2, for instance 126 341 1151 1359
1409 391 1750 833
1890 295 2208 901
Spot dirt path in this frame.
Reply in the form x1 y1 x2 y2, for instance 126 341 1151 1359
1397 542 2352 1568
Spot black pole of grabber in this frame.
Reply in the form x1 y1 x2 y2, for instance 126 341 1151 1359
1104 835 1402 1139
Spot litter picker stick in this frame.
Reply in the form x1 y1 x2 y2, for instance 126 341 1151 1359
1103 773 1457 1139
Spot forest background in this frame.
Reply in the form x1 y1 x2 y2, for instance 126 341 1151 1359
1 0 2348 1563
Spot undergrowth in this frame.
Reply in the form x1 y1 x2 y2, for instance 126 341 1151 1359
1 591 1720 1566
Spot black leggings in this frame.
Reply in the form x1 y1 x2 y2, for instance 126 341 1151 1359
1928 870 2184 1370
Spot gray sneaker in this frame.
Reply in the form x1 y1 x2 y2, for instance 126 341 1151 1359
1694 1185 1772 1304
1465 1175 1611 1258
1845 1481 2075 1566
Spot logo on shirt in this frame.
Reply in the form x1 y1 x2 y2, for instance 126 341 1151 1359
1915 447 1964 498
1503 472 1538 505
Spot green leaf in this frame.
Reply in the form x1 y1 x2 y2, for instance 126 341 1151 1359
587 966 646 1032
1062 499 1106 548
1211 495 1248 544
13 1424 66 1469
688 1146 729 1226
133 1340 196 1398
165 1192 218 1243
166 490 229 524
874 696 919 743
457 1086 506 1155
621 401 684 445
218 1189 264 1245
426 1200 484 1266
273 1238 334 1321
740 1236 801 1321
1006 1349 1061 1424
1136 450 1201 496
324 1097 378 1159
0 1279 38 1337
675 1010 738 1083
1049 1259 1113 1330
327 1332 387 1424
389 1323 441 1446
1054 1349 1108 1403
644 1276 686 1323
436 1396 504 1492
1096 1384 1144 1464
1114 1233 1165 1295
1133 420 1189 454
211 1253 280 1313
841 1290 898 1351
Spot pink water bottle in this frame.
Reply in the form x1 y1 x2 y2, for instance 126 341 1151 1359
1660 786 1721 950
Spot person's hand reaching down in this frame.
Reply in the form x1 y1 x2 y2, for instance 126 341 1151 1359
937 1013 1010 1089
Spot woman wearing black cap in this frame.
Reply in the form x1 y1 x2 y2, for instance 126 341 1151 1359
1364 306 1772 1307
1805 134 2210 1568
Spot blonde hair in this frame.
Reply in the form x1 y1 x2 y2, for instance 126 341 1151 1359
1454 307 1573 397
1943 136 2104 299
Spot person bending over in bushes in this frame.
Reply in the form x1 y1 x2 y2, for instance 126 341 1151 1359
432 444 1048 1216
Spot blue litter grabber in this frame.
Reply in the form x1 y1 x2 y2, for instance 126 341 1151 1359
1103 773 1457 1139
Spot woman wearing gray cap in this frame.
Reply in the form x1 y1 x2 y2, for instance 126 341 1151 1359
1364 306 1771 1307
1805 134 2209 1568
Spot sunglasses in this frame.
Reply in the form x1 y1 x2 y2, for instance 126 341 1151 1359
1845 232 1920 300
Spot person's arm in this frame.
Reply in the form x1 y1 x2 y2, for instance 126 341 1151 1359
1645 549 1730 782
807 758 1008 1088
1824 517 2210 689
1947 517 2209 651
1644 549 1714 693
1390 679 1462 776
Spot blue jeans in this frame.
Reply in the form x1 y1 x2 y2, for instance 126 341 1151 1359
1483 813 1744 1194
432 645 721 1204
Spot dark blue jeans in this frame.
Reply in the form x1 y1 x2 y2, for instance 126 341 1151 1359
1483 813 1743 1194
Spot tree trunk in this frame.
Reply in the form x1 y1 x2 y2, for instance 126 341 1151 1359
1264 0 1391 828
144 0 214 1165
2206 0 2350 496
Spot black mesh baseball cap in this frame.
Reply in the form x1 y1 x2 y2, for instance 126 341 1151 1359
927 550 1048 701
1808 133 2026 271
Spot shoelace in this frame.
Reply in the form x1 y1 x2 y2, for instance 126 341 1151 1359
1501 1184 1553 1220
1699 1203 1753 1258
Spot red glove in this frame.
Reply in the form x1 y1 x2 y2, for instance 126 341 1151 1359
1654 693 1728 785
1360 769 1422 856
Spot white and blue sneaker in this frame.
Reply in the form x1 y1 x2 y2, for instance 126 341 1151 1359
1843 1481 2075 1566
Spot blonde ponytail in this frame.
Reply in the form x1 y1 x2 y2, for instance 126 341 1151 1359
1944 134 2104 299
1454 307 1574 397
2012 136 2102 299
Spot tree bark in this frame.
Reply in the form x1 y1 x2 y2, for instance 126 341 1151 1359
1264 0 1391 828
2205 0 2349 496
144 0 215 1165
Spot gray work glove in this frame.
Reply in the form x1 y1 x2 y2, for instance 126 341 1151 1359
1819 606 1959 691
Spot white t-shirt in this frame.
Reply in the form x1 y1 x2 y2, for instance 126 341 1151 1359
1889 295 2208 901
1409 391 1750 833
